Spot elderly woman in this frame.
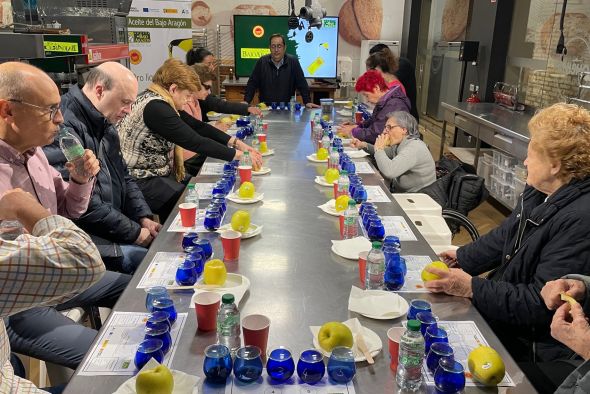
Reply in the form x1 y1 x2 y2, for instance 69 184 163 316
338 69 410 144
424 103 590 363
351 111 435 192
118 58 261 220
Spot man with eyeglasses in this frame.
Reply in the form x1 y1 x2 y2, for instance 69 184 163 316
43 61 159 275
244 34 319 108
0 62 131 382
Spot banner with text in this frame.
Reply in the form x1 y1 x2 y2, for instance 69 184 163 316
128 0 192 90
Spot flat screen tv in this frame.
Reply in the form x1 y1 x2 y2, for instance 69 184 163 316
233 15 339 79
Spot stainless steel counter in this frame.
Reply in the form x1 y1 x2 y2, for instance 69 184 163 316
63 110 536 393
439 102 534 167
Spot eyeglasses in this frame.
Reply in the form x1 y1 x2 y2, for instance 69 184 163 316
270 44 284 50
7 99 61 122
384 124 401 132
202 83 211 91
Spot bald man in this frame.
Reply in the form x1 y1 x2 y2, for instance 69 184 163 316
0 62 130 381
44 62 159 274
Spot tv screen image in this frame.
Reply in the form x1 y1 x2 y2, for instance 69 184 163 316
233 15 339 79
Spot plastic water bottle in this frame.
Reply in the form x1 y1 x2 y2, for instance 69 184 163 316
321 130 331 150
240 151 252 167
343 200 359 239
313 119 323 149
337 170 349 197
185 183 199 206
396 320 425 391
290 96 296 113
329 147 339 170
351 97 359 122
365 241 384 290
216 294 241 354
58 127 86 177
383 243 405 291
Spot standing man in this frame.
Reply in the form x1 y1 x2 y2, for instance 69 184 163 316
244 33 319 108
0 61 130 374
44 61 159 274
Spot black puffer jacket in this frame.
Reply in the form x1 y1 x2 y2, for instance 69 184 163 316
457 177 590 362
43 86 152 259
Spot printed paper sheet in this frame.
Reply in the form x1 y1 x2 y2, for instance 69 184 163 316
136 252 185 289
364 185 391 203
200 163 225 176
210 374 356 394
353 161 375 174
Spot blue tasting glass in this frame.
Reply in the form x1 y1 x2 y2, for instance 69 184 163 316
424 326 449 355
416 311 438 337
152 297 177 326
279 102 286 110
211 198 227 215
407 299 432 320
185 245 205 264
266 347 295 383
367 218 385 241
327 346 356 384
134 339 164 370
383 244 405 291
353 186 367 204
223 163 234 172
144 323 172 355
295 103 302 111
233 346 263 383
181 232 199 252
434 358 466 393
297 349 325 384
212 184 226 196
426 342 454 373
204 212 221 231
203 344 233 383
194 238 213 260
146 311 171 331
144 286 168 312
175 260 197 286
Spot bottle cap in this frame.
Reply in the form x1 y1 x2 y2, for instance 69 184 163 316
222 294 235 304
347 200 356 207
340 170 348 175
187 183 195 189
371 241 382 249
407 320 421 331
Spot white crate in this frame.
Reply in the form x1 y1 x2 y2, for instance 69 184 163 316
393 193 442 216
408 214 452 247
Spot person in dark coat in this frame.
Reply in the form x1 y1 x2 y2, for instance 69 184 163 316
43 62 159 274
424 103 590 364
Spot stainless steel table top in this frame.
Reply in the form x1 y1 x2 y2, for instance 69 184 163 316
441 102 533 143
64 110 536 393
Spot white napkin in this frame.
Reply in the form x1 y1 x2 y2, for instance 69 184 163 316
227 192 264 203
318 199 339 216
306 154 327 163
113 359 199 394
310 317 382 361
348 286 404 318
331 237 371 259
190 274 250 308
315 176 334 187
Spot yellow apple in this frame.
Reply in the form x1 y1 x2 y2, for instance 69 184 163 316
231 210 251 233
258 102 268 110
316 147 328 160
324 168 340 184
259 141 268 153
421 261 449 282
230 114 240 121
318 322 353 352
203 259 227 285
335 195 351 212
467 345 505 386
238 182 255 199
135 364 174 394
220 116 232 124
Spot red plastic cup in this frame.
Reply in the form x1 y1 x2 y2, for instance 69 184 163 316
178 203 197 227
339 214 345 238
257 133 267 143
242 314 270 359
358 251 368 286
387 327 405 371
238 165 252 183
355 111 363 124
220 230 241 261
194 292 221 332
262 122 268 131
333 181 339 199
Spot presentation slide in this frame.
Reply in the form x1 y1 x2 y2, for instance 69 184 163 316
233 15 339 79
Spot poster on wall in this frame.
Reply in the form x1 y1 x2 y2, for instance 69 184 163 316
128 0 192 90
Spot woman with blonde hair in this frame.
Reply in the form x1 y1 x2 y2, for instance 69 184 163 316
423 103 590 368
118 58 261 220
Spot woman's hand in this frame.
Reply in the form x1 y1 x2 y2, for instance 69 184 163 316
338 125 355 138
424 268 473 298
248 106 262 116
215 121 230 132
350 138 367 149
373 134 388 151
541 279 587 310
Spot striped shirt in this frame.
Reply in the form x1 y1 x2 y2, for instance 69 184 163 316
0 216 105 393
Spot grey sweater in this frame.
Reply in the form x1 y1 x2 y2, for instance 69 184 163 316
555 274 590 394
365 138 436 193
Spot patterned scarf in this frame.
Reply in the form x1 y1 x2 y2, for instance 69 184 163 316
147 83 185 182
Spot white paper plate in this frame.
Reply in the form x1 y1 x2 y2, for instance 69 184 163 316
207 112 222 120
331 237 372 260
190 273 251 306
312 325 382 362
217 223 262 239
252 167 271 175
346 150 370 159
340 138 352 146
227 192 264 204
314 176 335 187
352 290 409 320
261 149 275 157
317 199 341 217
337 109 353 117
306 153 328 163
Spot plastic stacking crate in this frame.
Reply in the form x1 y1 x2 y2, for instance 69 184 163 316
408 214 452 247
393 193 442 216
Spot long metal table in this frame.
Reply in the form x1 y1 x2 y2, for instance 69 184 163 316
64 110 536 393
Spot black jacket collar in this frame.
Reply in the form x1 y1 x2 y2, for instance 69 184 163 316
68 85 111 136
